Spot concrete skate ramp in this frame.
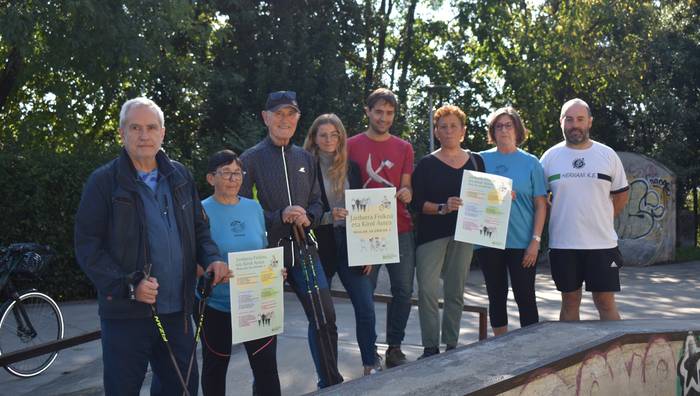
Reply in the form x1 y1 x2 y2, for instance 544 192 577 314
314 319 700 396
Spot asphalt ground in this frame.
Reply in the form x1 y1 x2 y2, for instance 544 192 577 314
1 260 698 395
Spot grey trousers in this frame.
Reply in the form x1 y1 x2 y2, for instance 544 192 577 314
416 236 473 348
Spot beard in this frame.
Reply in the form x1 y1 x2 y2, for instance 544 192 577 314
564 127 589 145
369 120 392 135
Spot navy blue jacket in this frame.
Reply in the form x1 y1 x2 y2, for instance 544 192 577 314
74 149 222 319
239 137 323 258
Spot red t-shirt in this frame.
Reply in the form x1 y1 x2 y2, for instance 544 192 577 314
347 133 414 233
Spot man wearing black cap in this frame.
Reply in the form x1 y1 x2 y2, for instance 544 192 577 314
240 91 343 388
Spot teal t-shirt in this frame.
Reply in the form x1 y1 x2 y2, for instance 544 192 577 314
200 196 267 312
478 148 546 249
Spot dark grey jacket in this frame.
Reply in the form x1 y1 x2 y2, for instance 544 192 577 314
239 136 323 260
74 149 222 319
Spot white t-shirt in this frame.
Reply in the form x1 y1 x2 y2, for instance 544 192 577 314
540 140 629 249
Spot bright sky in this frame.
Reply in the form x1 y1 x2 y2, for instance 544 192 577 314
416 1 454 22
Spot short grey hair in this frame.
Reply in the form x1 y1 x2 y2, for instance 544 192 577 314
119 97 165 128
560 98 592 119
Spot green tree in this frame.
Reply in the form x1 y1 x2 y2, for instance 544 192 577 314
0 1 214 299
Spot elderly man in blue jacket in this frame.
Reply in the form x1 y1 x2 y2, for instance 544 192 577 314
75 97 228 396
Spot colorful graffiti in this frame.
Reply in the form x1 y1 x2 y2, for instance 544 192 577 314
501 334 700 396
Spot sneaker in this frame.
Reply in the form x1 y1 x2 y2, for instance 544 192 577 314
418 347 439 360
445 344 457 351
363 353 384 376
385 345 407 368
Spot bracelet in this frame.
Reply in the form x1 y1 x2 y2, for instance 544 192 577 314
532 235 541 242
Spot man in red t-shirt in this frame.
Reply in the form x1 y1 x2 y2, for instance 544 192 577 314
347 88 415 368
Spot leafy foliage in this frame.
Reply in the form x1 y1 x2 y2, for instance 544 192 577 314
0 0 697 299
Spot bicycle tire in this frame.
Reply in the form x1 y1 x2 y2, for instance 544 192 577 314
0 291 64 377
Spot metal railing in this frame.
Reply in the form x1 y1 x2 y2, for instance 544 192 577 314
0 289 487 368
321 288 487 341
0 329 100 368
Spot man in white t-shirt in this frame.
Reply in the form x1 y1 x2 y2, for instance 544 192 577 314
540 98 629 321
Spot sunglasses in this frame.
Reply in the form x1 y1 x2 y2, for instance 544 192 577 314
268 91 297 101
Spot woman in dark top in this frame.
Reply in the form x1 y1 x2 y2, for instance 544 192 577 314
411 105 484 359
303 113 382 376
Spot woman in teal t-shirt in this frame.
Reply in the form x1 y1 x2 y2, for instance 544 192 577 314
476 107 547 336
196 150 282 396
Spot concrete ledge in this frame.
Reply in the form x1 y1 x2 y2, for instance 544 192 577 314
313 318 700 395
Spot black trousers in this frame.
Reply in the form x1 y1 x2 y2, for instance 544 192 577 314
475 248 539 328
194 302 280 396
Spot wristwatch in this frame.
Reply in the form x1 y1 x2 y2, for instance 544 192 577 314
437 203 447 215
532 235 542 243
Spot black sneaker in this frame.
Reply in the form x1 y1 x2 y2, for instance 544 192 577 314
385 346 407 368
418 347 439 360
445 344 457 351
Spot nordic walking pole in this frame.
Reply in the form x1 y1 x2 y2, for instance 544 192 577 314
292 224 322 330
183 271 214 395
293 223 339 385
143 263 192 396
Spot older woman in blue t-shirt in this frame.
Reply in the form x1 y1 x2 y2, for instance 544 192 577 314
195 150 282 395
476 107 547 336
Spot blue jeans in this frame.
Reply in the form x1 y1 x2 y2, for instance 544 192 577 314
101 312 197 396
369 231 416 346
287 251 343 388
331 227 378 366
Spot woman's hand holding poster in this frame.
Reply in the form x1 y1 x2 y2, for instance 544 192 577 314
229 246 284 343
454 171 513 249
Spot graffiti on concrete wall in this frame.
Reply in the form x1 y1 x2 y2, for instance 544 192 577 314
616 178 671 240
679 332 700 396
501 334 700 396
614 152 676 266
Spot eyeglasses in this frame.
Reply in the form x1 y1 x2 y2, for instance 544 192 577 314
214 170 245 180
494 122 514 130
269 91 297 101
317 131 340 141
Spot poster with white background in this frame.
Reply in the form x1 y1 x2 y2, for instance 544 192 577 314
345 187 399 266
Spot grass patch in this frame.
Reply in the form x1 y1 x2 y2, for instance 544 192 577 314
675 245 700 263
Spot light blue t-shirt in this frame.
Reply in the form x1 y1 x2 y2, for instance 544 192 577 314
478 148 546 249
137 169 158 192
200 196 267 312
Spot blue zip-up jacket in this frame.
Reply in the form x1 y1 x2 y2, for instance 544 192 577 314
74 149 222 319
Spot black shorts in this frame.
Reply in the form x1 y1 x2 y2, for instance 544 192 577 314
549 248 622 293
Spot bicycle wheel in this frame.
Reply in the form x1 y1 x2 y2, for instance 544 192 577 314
0 291 64 377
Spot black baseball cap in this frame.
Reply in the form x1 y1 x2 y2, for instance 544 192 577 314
265 91 300 112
